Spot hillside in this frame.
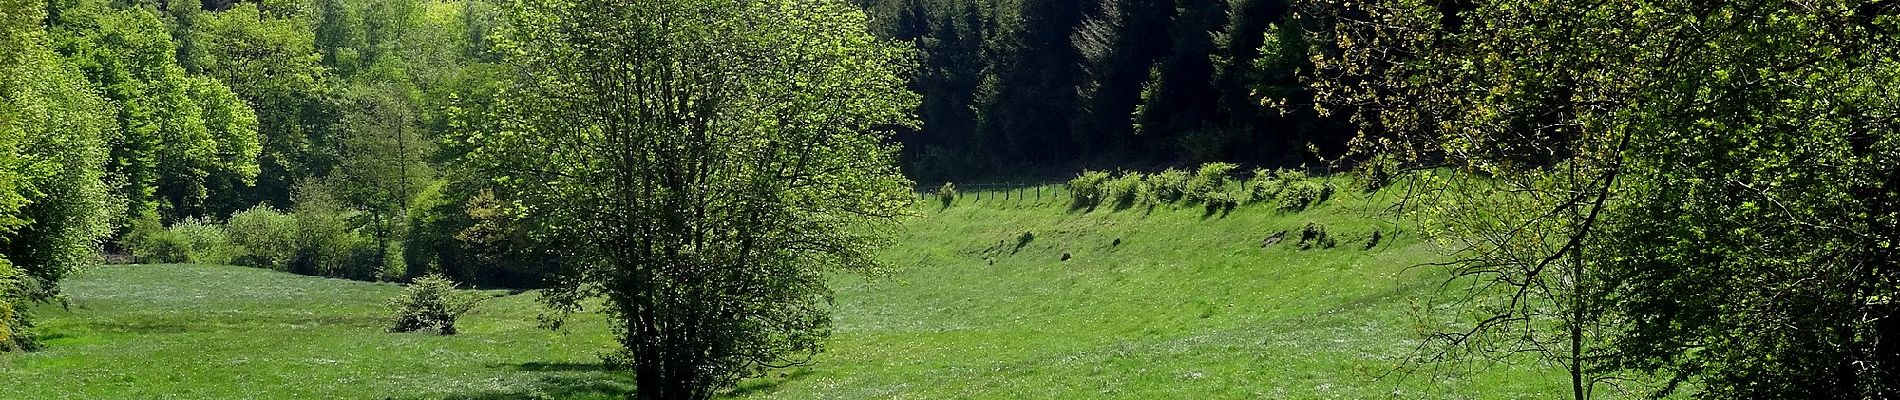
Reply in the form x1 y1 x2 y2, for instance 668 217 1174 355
0 185 1567 399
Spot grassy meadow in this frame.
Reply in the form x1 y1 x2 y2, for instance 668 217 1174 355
0 184 1567 399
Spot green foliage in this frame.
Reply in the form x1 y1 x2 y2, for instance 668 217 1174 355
1103 171 1144 209
1067 170 1111 209
290 180 376 279
936 182 957 208
1302 0 1900 397
1143 168 1189 205
1185 162 1238 204
49 4 262 222
0 261 27 352
486 0 919 396
126 217 189 264
1242 168 1283 203
169 217 236 265
0 0 117 350
226 205 299 271
387 273 480 335
1296 223 1334 250
1263 170 1330 212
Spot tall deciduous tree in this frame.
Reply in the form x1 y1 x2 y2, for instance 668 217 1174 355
0 0 117 351
49 4 261 224
478 0 916 397
1296 0 1900 398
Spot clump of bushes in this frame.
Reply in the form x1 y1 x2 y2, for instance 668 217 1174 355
1185 162 1239 204
1104 172 1144 208
1298 223 1336 249
0 264 29 351
123 216 240 265
124 181 387 281
171 217 237 265
387 274 483 335
1269 169 1335 212
226 205 298 271
1063 163 1339 211
1243 168 1284 203
1144 168 1190 204
1068 170 1112 209
937 182 957 208
290 181 379 279
125 218 189 264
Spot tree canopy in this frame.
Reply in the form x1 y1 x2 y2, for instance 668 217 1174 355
476 0 917 397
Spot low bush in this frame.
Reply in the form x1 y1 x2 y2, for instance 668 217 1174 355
937 182 957 208
170 217 236 265
387 274 482 335
125 218 189 264
227 205 298 271
1104 172 1144 208
0 264 29 351
1068 170 1111 209
292 181 378 279
1278 180 1322 211
1298 223 1336 249
1186 162 1239 204
1145 168 1190 204
1243 168 1285 203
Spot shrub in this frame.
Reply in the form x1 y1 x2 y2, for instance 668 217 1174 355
1068 170 1111 209
227 205 298 271
125 217 189 264
1186 162 1239 204
1201 191 1240 216
1144 168 1190 204
936 182 957 208
292 180 377 279
1298 223 1336 249
388 274 482 335
1243 168 1285 203
1278 181 1322 211
1104 172 1144 208
1 264 29 351
1271 170 1334 212
170 217 235 265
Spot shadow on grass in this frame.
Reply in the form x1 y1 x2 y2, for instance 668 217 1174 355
726 368 816 397
423 362 816 399
416 362 635 400
509 361 621 373
84 319 196 334
438 375 637 400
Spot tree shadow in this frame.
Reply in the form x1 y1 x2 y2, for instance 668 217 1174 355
437 375 637 400
725 368 816 397
512 362 614 373
418 362 636 400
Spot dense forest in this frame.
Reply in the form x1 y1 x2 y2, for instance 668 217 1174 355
1 0 1352 295
857 0 1349 181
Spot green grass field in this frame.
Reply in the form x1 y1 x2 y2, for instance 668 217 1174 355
0 184 1566 399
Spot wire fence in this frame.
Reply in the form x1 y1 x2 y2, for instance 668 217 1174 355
912 182 1073 206
911 179 1279 208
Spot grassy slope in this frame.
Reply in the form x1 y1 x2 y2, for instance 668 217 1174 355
736 184 1565 399
0 182 1566 399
